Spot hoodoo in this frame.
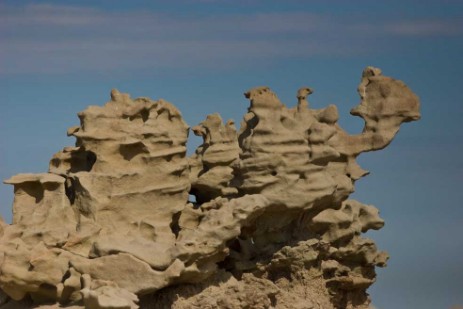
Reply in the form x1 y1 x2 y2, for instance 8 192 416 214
0 67 420 308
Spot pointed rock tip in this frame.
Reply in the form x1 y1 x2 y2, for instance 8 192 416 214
362 66 382 78
244 86 270 99
297 87 314 99
110 89 121 101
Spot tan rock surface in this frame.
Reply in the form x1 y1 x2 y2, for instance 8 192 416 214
0 67 420 308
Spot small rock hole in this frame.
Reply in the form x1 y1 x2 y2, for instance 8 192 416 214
65 178 76 205
141 109 150 122
170 212 181 238
86 151 97 170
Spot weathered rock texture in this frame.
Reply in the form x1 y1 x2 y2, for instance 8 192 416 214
0 67 420 309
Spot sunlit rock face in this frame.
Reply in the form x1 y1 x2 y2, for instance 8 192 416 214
0 67 420 309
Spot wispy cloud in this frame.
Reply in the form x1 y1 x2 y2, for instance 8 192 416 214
0 4 461 74
385 19 463 36
0 4 103 26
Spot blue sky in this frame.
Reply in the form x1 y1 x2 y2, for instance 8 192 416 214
0 1 462 308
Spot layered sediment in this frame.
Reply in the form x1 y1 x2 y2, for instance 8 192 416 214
0 67 420 309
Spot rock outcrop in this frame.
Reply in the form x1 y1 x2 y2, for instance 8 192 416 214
0 67 420 308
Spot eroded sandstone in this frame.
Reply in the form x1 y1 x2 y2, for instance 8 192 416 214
0 67 420 308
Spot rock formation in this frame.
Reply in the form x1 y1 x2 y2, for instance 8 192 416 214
0 67 420 309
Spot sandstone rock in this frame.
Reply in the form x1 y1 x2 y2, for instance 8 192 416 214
80 275 139 309
0 67 420 308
